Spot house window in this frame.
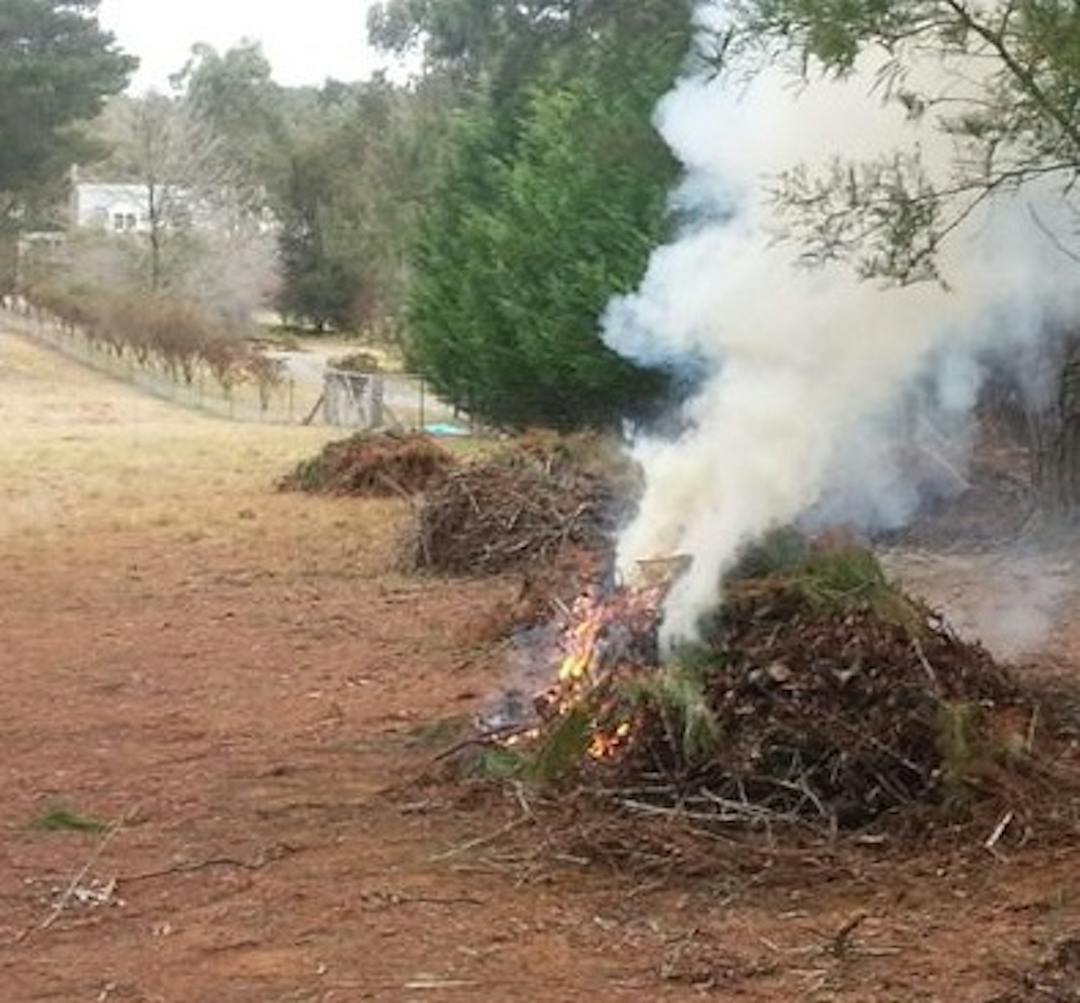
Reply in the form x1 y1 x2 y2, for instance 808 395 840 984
113 213 126 232
125 214 137 230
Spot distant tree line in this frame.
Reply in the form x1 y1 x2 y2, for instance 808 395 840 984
11 0 1080 516
3 0 695 430
155 1 695 428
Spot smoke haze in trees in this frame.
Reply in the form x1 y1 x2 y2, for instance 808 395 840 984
603 1 1080 647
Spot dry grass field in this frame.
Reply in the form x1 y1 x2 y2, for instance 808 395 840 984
4 326 1080 1003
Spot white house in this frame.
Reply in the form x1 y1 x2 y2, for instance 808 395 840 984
70 180 277 236
71 182 152 233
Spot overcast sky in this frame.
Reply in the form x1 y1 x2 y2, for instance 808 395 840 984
97 0 390 91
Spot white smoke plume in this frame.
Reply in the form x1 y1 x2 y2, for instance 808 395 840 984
604 2 1080 646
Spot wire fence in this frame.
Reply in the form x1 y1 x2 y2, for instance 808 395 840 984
1 302 470 433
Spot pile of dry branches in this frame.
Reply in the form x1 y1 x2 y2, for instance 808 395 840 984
617 579 1022 831
983 937 1080 1002
509 551 1075 842
279 431 455 497
410 446 618 574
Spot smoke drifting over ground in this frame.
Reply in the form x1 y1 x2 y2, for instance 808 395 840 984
882 547 1077 662
604 2 1080 646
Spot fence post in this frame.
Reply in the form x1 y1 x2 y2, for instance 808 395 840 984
419 378 426 432
288 377 295 423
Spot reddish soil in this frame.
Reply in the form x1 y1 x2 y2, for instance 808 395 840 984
4 327 1080 1002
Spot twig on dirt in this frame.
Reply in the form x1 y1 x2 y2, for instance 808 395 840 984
428 815 531 863
512 781 535 819
550 595 572 619
984 810 1015 858
403 981 480 991
911 638 942 696
741 776 837 833
803 912 900 961
1026 706 1040 754
120 843 296 884
825 913 869 959
432 724 534 763
365 890 484 908
16 805 139 944
449 640 513 674
619 798 771 826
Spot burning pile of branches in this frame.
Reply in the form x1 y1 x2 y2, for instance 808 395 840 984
279 431 455 497
410 439 622 574
491 547 1066 839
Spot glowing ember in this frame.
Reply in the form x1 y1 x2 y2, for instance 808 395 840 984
588 721 633 760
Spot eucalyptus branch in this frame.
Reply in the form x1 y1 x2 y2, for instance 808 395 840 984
1028 203 1080 263
772 152 1080 283
939 0 1080 153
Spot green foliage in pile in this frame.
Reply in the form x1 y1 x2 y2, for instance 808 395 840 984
527 705 594 783
731 532 909 619
632 657 722 768
526 537 910 783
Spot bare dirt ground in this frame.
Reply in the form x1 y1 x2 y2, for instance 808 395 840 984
3 327 1080 1003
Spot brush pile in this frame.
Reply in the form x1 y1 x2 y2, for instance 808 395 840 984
513 548 1061 837
279 431 455 497
411 433 630 575
984 937 1080 1003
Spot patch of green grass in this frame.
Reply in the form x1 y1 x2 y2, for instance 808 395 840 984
797 546 889 604
475 746 529 780
730 532 891 607
33 803 107 833
733 537 926 631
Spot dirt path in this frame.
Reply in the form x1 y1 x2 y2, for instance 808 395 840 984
3 327 1080 1003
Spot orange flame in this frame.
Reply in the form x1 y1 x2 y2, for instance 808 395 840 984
558 590 607 684
544 582 665 761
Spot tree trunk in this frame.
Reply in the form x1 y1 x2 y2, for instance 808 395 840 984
1026 335 1080 521
150 224 162 292
147 181 162 292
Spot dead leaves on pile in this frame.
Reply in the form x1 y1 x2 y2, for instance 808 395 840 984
278 430 455 498
410 432 634 575
494 550 1080 856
